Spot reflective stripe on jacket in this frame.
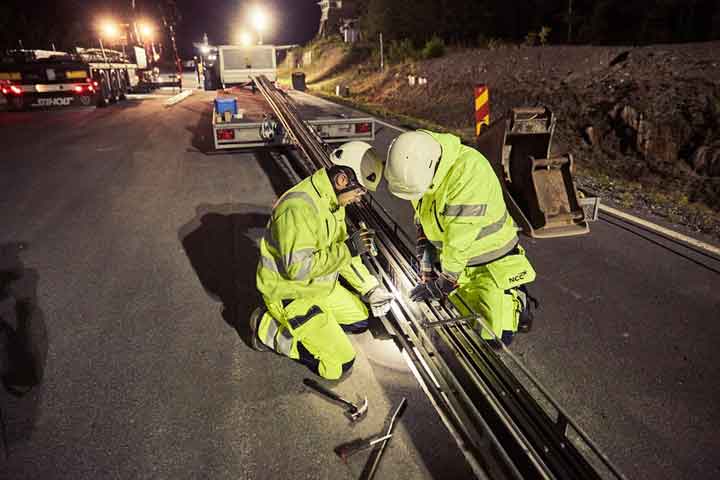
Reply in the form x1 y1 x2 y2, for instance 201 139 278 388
256 168 378 307
412 130 519 280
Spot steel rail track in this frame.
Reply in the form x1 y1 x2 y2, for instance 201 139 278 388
252 75 626 479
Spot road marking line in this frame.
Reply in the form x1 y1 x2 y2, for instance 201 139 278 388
318 95 720 257
127 94 173 100
600 205 720 256
164 89 193 107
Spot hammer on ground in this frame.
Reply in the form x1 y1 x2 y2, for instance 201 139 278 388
303 378 368 422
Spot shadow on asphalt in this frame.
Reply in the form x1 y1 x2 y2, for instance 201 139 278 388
178 204 271 347
185 101 214 154
177 147 297 347
0 242 48 457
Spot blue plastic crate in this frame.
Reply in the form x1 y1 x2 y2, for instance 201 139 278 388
215 97 237 116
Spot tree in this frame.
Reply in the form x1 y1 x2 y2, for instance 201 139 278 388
362 0 438 45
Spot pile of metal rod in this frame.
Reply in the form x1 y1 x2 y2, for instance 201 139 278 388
253 75 626 480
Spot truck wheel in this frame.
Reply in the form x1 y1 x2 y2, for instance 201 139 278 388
118 75 127 101
110 73 119 102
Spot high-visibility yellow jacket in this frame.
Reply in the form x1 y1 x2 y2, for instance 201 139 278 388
413 131 520 281
256 168 378 307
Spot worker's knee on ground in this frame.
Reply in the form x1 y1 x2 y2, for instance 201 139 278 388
318 354 356 380
480 292 517 338
298 330 356 372
451 283 512 339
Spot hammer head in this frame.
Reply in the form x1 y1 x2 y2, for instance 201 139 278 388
347 396 368 422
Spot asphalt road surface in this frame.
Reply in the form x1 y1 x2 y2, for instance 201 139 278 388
0 91 471 479
1 88 719 480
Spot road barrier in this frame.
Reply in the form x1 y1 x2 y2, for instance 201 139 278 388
475 84 490 136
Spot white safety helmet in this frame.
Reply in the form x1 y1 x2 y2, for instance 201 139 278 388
385 131 442 200
329 141 383 192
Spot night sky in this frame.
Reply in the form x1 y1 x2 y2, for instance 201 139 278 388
7 0 322 57
175 0 321 54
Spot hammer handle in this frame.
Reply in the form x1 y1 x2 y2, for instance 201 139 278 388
335 434 392 460
362 397 407 480
303 378 354 409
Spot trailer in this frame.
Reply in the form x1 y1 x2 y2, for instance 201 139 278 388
0 48 138 110
211 85 375 150
210 44 374 150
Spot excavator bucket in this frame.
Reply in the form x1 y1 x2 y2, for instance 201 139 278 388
476 107 597 238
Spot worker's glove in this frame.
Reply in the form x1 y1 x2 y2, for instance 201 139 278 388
346 228 377 257
409 273 457 303
363 286 394 317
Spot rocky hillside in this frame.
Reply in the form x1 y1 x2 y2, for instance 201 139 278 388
283 40 720 240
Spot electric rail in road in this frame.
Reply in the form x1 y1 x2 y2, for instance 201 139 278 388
252 74 626 480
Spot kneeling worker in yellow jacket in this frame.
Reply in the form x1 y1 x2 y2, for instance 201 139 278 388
385 130 537 346
250 141 393 379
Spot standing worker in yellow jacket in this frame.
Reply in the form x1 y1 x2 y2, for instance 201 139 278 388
385 130 537 346
250 142 394 379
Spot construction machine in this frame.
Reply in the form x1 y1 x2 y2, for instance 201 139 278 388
477 107 600 238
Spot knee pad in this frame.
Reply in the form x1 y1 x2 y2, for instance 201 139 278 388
318 356 355 380
341 320 369 334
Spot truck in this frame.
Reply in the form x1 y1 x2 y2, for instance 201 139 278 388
210 44 375 151
0 47 138 110
218 45 277 87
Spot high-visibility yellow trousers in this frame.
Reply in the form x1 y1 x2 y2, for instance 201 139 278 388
450 250 535 342
258 284 369 380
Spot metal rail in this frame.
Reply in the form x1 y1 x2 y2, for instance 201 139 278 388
252 75 626 480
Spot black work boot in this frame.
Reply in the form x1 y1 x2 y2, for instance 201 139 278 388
248 307 269 352
518 308 533 333
516 285 539 334
488 331 514 350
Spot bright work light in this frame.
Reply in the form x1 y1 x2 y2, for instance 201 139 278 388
139 22 154 41
239 31 253 47
99 20 120 39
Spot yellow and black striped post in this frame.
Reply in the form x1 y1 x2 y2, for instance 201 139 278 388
475 85 490 136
